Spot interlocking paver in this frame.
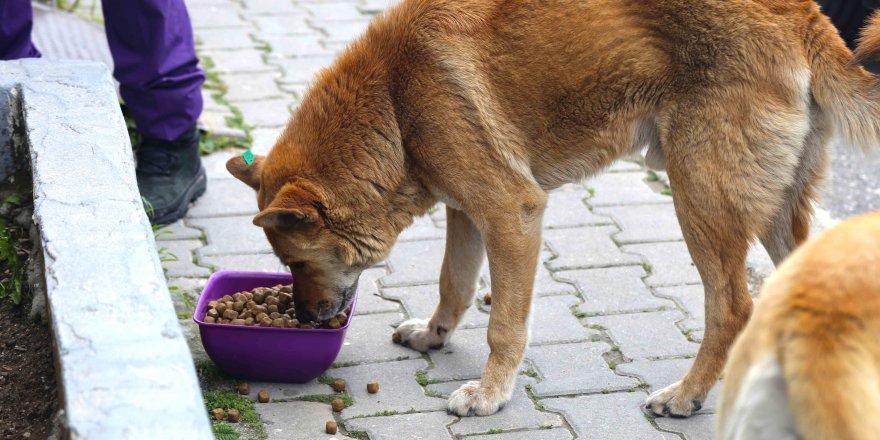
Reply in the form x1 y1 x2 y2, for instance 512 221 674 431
199 253 284 272
615 358 719 413
543 392 679 440
528 295 598 346
196 28 258 50
313 19 372 44
527 342 637 397
249 127 285 155
333 359 447 417
353 268 401 315
243 379 328 402
360 0 399 14
466 428 573 440
303 2 364 21
260 35 327 57
155 220 203 241
233 99 292 127
382 284 488 329
336 312 418 365
159 240 212 278
595 203 683 244
654 285 704 331
398 215 445 242
190 6 247 28
585 172 672 207
544 185 613 229
256 401 354 440
544 226 642 270
240 0 304 15
188 178 259 218
428 327 489 381
248 15 313 35
656 414 716 440
561 266 674 315
428 377 563 435
344 411 456 440
622 242 702 287
382 239 444 287
588 311 697 360
271 55 336 84
221 72 284 101
190 216 273 255
200 49 271 73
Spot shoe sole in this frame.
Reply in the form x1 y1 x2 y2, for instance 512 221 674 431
149 166 208 226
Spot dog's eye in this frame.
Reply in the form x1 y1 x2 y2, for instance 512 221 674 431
290 262 306 270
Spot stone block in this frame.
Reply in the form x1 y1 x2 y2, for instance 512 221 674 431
588 311 697 360
527 342 637 397
544 226 642 270
543 392 678 439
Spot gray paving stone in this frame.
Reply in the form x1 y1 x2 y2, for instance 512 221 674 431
188 178 260 218
608 160 643 172
398 215 445 241
544 226 642 270
199 253 285 273
241 0 304 15
359 0 398 14
201 49 272 73
234 98 293 127
160 240 212 278
465 428 572 440
202 89 227 112
429 377 562 434
383 284 489 329
527 342 637 397
615 358 719 413
190 216 273 255
304 2 365 21
586 172 672 207
155 220 203 241
221 71 284 101
655 414 715 440
529 295 598 346
244 378 329 402
250 127 286 155
544 185 613 229
196 27 258 50
272 55 336 84
191 6 247 28
279 82 311 99
543 392 678 440
332 359 447 417
588 311 697 360
256 401 349 440
336 312 417 365
654 285 704 331
313 19 373 43
622 242 702 287
428 327 489 381
249 15 313 34
353 267 401 315
261 34 328 57
383 239 444 287
344 411 456 440
594 204 683 244
560 266 674 315
168 277 203 316
201 149 241 178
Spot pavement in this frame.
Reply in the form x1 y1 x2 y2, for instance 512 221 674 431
30 1 880 439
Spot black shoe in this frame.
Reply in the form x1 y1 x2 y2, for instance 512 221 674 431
136 126 207 225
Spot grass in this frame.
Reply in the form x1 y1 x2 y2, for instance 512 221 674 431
573 310 595 319
0 195 24 305
299 394 353 407
194 359 231 383
331 361 358 369
415 369 440 386
520 368 538 378
318 376 343 386
347 430 369 439
203 391 265 440
486 428 503 434
661 188 673 196
645 173 659 182
608 362 617 370
540 423 553 429
425 390 443 398
211 423 241 440
642 262 653 274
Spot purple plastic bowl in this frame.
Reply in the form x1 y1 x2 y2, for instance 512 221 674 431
194 270 357 383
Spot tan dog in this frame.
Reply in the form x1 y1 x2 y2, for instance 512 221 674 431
717 212 880 439
227 0 880 417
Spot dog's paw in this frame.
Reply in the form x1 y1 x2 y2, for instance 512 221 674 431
393 318 446 352
447 381 507 417
643 381 703 418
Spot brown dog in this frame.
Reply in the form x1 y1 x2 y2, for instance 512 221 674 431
227 0 880 417
717 212 880 439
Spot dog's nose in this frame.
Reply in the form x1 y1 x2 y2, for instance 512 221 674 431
295 308 317 323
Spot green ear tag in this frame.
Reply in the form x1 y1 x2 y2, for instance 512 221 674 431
242 149 255 165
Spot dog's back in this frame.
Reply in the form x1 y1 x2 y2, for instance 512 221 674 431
718 212 880 440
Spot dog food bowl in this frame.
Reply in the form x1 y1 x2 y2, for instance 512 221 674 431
194 270 357 383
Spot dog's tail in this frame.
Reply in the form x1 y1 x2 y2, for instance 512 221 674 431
804 6 880 151
780 319 880 439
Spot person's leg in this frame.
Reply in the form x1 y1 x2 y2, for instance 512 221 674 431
101 0 207 225
0 0 41 60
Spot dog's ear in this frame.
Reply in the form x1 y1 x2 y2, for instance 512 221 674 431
226 154 265 190
252 183 323 229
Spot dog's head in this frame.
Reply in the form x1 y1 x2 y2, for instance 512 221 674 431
226 154 376 322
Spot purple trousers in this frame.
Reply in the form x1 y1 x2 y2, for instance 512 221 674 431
0 0 205 141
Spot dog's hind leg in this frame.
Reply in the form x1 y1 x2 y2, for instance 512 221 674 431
394 206 485 351
760 107 831 264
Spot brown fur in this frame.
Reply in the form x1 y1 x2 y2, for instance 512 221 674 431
227 0 880 416
717 212 880 439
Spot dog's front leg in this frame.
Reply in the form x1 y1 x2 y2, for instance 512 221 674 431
447 196 545 416
395 207 485 350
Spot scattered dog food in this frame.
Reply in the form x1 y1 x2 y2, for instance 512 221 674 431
367 381 379 394
483 293 492 305
203 284 350 329
332 380 346 393
237 382 250 395
227 408 241 423
258 389 270 403
392 332 402 344
211 408 225 421
331 398 345 412
325 421 338 435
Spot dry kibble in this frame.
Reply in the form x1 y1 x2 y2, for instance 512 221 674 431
331 398 345 412
332 380 346 393
204 316 216 323
367 381 379 393
285 308 295 316
224 301 234 310
271 318 285 328
278 292 293 304
221 295 234 303
211 408 225 421
237 383 250 395
327 318 341 329
253 304 268 314
287 319 299 328
265 296 280 306
246 300 257 310
336 312 348 325
253 292 266 304
244 292 253 301
483 293 492 305
258 389 270 403
231 319 246 325
280 285 293 294
221 319 231 324
223 309 239 320
233 301 245 312
244 317 255 326
325 421 337 435
300 323 314 329
241 310 253 320
260 317 273 327
392 332 401 344
269 312 282 320
216 302 228 314
267 304 279 314
226 408 241 423
255 312 268 322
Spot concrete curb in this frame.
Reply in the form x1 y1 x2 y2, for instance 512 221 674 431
0 59 211 439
